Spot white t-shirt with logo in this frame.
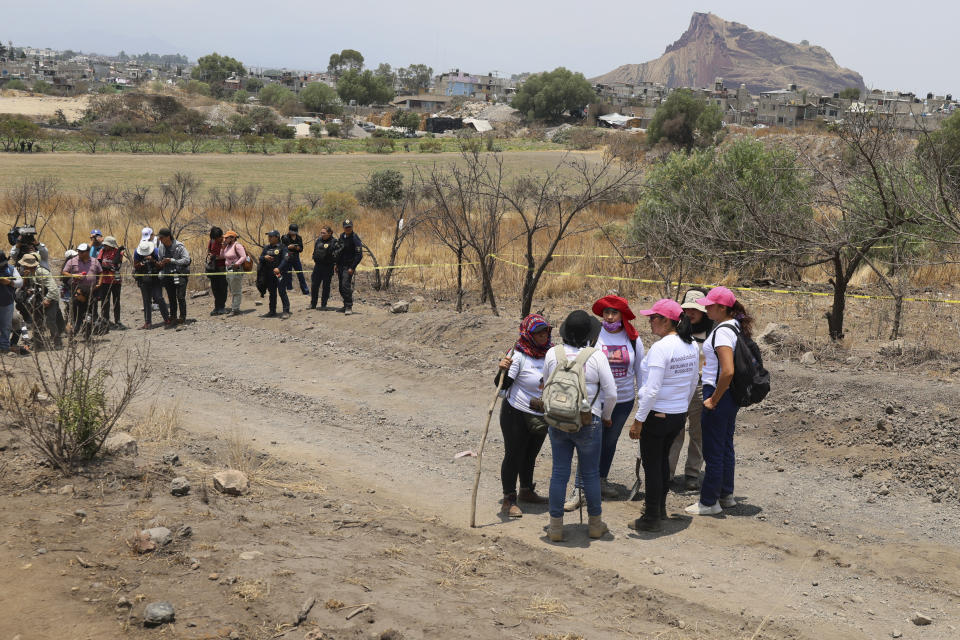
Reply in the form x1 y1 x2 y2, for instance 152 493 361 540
634 334 701 421
596 328 645 403
702 320 739 387
506 351 546 416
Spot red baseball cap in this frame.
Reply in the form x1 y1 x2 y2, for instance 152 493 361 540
695 286 737 308
638 298 683 322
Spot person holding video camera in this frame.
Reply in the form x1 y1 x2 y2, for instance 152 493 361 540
8 225 50 271
15 252 61 349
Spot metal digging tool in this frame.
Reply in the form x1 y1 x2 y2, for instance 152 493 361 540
626 457 642 501
470 348 514 528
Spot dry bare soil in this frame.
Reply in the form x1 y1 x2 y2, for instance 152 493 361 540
1 281 959 640
0 93 89 120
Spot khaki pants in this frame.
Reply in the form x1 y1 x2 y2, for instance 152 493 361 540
226 271 244 312
668 381 704 479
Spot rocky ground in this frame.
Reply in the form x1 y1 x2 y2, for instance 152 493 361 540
1 280 959 640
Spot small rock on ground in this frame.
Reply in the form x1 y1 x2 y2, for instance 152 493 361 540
911 613 932 626
143 601 175 626
213 469 249 496
104 432 138 456
170 477 190 496
141 527 172 546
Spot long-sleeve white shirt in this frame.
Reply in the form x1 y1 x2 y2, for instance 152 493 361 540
543 344 618 421
634 334 700 422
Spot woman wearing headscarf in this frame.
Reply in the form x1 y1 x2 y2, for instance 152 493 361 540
668 288 714 490
685 287 754 516
565 295 644 510
543 310 617 542
207 227 228 316
627 299 699 531
495 314 552 518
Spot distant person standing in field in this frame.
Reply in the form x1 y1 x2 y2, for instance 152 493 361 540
309 226 339 310
668 288 713 490
206 227 228 316
495 314 552 518
156 228 191 325
281 224 309 296
220 230 248 316
335 219 363 316
628 299 699 531
686 287 753 516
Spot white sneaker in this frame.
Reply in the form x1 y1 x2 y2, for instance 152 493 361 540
563 492 583 512
719 495 737 508
685 501 722 515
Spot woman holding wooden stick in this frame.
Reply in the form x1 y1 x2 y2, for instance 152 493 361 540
495 314 553 517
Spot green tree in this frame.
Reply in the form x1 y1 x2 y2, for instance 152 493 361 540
233 89 249 104
374 63 396 87
328 49 364 77
397 64 433 94
259 83 294 106
839 87 861 100
299 82 341 114
5 78 26 90
647 89 723 149
511 67 593 122
243 77 263 93
32 79 54 94
337 70 394 106
184 79 210 96
391 110 420 132
191 52 245 85
357 169 404 209
0 114 40 151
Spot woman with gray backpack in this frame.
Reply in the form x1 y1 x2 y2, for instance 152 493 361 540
541 310 617 542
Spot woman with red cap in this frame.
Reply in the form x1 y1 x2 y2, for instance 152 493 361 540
564 295 645 510
626 299 699 531
684 286 754 516
495 314 553 517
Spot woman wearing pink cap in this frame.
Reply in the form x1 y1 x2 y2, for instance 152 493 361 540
626 299 699 531
684 286 754 516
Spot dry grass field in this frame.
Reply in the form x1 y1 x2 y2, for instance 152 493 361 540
0 151 594 196
0 92 90 119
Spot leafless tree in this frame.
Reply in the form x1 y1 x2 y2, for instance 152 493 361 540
159 171 202 236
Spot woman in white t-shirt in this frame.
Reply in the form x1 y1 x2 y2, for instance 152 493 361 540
496 314 552 518
565 295 644 510
684 286 754 516
626 299 699 532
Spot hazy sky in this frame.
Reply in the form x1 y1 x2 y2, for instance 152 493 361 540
6 1 958 95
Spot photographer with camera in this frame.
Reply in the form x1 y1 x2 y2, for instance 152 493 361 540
156 228 191 325
9 225 50 271
133 239 170 328
0 249 25 355
62 243 103 338
15 252 61 349
97 236 126 329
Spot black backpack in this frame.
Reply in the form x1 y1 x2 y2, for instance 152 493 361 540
711 324 770 407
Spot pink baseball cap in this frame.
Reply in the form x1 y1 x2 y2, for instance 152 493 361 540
638 298 683 322
695 286 737 308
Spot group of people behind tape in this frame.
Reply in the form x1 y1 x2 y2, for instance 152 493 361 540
0 220 364 354
497 288 762 541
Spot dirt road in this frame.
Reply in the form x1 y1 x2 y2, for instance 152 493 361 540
2 282 959 639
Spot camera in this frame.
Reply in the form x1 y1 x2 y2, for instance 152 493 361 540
8 225 37 246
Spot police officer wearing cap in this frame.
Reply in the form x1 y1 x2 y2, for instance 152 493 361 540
259 230 290 317
336 219 363 315
281 223 309 296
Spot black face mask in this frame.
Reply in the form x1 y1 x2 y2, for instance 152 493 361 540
691 316 714 335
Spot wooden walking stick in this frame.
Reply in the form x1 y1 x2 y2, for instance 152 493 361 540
470 348 514 528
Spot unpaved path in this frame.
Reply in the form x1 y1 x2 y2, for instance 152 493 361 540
3 283 960 639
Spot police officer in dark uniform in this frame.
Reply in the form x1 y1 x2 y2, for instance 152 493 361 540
259 230 290 317
281 223 309 295
309 225 339 310
336 219 363 316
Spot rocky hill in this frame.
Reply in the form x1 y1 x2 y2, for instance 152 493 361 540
594 12 865 95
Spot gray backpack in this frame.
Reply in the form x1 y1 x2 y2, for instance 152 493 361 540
542 345 597 432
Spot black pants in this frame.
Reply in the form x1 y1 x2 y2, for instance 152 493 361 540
139 281 168 325
310 264 334 308
163 276 188 321
25 301 61 346
639 412 687 517
284 255 309 293
209 271 228 311
265 272 289 313
338 266 354 309
69 294 91 337
499 401 547 496
100 281 121 324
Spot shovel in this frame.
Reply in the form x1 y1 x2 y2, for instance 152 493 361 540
470 347 514 528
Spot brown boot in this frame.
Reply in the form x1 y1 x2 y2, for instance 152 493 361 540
588 514 609 539
548 516 564 542
518 485 548 504
500 494 522 518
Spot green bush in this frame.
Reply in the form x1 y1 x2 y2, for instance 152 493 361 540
184 79 211 96
294 191 358 225
364 137 395 154
281 140 296 153
357 169 404 209
325 121 341 138
5 79 27 90
56 370 108 459
418 139 442 153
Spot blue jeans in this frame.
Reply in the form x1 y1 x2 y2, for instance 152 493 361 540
699 384 739 506
0 302 13 350
574 400 633 487
549 417 602 518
